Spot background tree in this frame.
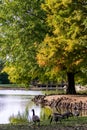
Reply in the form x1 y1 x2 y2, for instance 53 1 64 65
0 72 10 84
0 0 49 86
0 59 4 72
0 59 10 84
37 0 87 94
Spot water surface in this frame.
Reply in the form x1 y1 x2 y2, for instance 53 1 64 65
0 90 43 124
0 89 87 124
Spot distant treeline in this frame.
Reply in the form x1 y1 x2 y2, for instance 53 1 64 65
0 72 10 84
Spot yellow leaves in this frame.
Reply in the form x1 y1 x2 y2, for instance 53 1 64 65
39 0 86 76
64 39 73 51
36 46 55 67
43 34 51 43
3 66 15 74
36 35 57 67
42 0 72 11
3 66 19 83
71 26 79 39
33 42 38 48
36 54 47 66
67 59 83 72
51 66 60 74
53 28 60 35
74 59 83 66
44 0 58 6
62 0 72 6
64 39 79 52
43 106 52 117
72 10 82 21
41 0 56 12
47 14 55 27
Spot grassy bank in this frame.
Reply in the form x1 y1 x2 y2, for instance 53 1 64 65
0 116 87 130
0 124 87 130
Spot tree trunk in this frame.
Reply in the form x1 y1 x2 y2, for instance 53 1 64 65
66 72 76 94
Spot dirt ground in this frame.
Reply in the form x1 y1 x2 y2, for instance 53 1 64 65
43 94 87 112
45 95 87 103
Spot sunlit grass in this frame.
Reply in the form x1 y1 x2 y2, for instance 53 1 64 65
60 116 87 126
10 115 87 126
40 116 87 126
0 116 87 130
42 89 65 95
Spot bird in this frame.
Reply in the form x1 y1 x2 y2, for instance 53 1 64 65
31 109 40 125
62 111 73 119
73 110 80 117
49 112 62 124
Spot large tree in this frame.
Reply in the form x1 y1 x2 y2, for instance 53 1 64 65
36 0 87 94
0 0 87 93
0 0 49 85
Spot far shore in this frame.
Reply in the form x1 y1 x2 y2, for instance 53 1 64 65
0 86 64 91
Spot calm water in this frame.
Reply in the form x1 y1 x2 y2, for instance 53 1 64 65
0 90 44 124
0 90 87 124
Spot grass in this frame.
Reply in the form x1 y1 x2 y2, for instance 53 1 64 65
77 90 87 95
42 89 65 95
41 116 87 126
60 116 87 126
0 116 87 130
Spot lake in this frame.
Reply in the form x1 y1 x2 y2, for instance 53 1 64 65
0 89 87 124
0 89 45 124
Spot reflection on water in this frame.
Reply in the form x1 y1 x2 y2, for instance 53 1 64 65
0 90 43 95
0 90 43 124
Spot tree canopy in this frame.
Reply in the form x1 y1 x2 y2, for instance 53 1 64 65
0 0 49 85
36 0 87 93
0 0 87 93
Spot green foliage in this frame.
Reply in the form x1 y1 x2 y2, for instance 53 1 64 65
0 0 87 88
0 0 49 85
0 59 4 72
38 0 87 73
9 115 29 125
9 108 29 124
37 0 87 88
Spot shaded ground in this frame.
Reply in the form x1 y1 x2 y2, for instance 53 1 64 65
0 124 87 130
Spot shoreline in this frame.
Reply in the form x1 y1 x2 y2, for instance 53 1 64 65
45 94 87 102
0 86 64 90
